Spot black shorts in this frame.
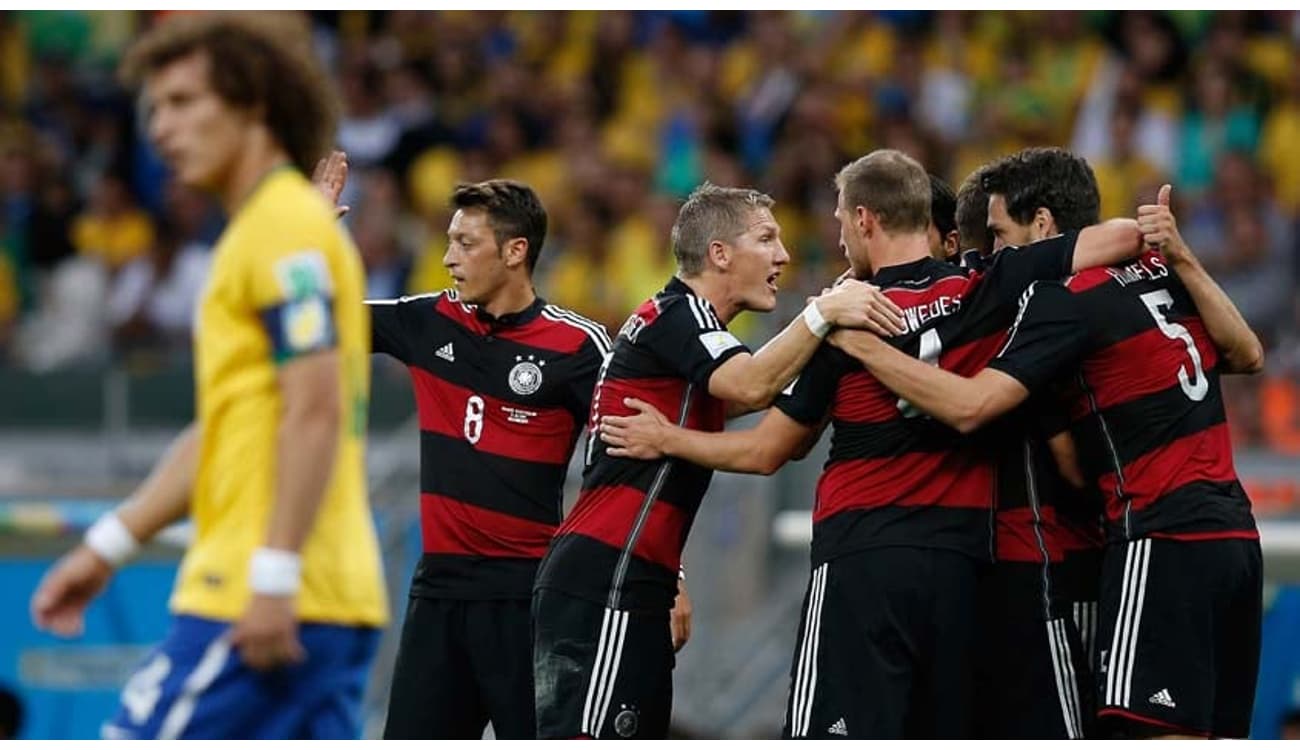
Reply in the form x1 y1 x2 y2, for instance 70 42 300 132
1096 536 1262 738
783 547 981 739
383 596 535 739
532 588 673 739
1057 547 1104 667
973 562 1092 739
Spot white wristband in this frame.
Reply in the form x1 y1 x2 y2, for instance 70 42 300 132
84 513 140 567
802 301 831 338
249 548 302 596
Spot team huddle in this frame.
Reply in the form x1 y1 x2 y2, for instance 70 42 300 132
27 13 1263 741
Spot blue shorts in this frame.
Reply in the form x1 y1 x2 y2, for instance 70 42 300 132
102 615 380 739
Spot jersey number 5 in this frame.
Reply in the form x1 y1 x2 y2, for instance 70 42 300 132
464 395 485 444
1140 290 1208 402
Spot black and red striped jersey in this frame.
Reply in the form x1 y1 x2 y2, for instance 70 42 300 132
368 290 610 599
989 250 1257 542
979 397 1104 619
776 235 1077 568
535 277 749 612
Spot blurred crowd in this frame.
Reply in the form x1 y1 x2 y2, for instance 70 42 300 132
0 10 1298 450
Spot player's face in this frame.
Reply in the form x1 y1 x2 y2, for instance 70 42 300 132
144 51 251 192
725 208 788 313
986 194 1035 253
444 208 507 305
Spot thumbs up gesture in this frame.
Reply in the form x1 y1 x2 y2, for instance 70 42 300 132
1137 183 1192 265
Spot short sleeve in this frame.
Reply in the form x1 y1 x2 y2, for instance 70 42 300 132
365 292 442 362
984 231 1078 306
564 329 612 423
250 250 338 364
988 281 1090 394
637 296 749 387
774 344 845 426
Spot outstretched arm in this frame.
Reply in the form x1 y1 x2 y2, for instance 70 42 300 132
826 331 1029 434
709 280 906 414
602 398 814 476
1070 218 1144 271
1138 184 1264 374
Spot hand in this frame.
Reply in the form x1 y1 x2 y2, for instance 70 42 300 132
311 150 350 218
815 279 907 337
600 398 670 460
1136 184 1191 265
31 545 114 637
230 594 305 671
670 578 692 653
805 268 859 306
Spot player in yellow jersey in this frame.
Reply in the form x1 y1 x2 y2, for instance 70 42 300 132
28 13 386 739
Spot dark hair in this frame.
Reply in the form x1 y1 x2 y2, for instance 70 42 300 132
955 165 994 255
120 12 338 175
980 147 1100 233
928 174 957 240
671 182 774 276
452 179 548 272
835 149 930 234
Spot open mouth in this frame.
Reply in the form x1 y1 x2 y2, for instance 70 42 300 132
766 270 781 292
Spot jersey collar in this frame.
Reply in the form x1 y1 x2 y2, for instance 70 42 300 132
870 257 953 288
474 295 546 327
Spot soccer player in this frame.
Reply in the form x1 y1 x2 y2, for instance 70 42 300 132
364 180 614 739
29 13 386 739
531 182 906 739
829 183 1264 738
951 148 1108 739
598 149 1146 739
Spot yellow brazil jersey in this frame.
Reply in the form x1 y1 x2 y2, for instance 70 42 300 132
171 168 387 627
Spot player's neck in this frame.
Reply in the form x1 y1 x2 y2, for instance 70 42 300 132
868 233 931 274
479 281 536 320
676 274 736 324
219 130 292 215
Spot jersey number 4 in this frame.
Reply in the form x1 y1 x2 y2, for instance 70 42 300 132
897 328 942 418
1140 290 1208 402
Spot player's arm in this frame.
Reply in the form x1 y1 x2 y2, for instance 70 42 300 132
1069 218 1144 271
234 249 344 670
708 279 905 413
366 294 435 361
265 351 341 555
1047 430 1086 490
603 399 815 476
31 425 198 636
988 220 1141 304
1139 184 1264 374
829 281 1090 434
826 333 1027 434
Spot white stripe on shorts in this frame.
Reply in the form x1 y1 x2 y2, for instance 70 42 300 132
790 563 828 737
157 635 231 740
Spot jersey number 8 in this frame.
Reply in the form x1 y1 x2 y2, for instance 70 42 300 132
464 395 485 444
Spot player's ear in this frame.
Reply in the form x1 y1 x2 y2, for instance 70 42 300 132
857 206 876 239
943 230 960 259
502 237 529 269
707 239 730 270
1033 207 1056 237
